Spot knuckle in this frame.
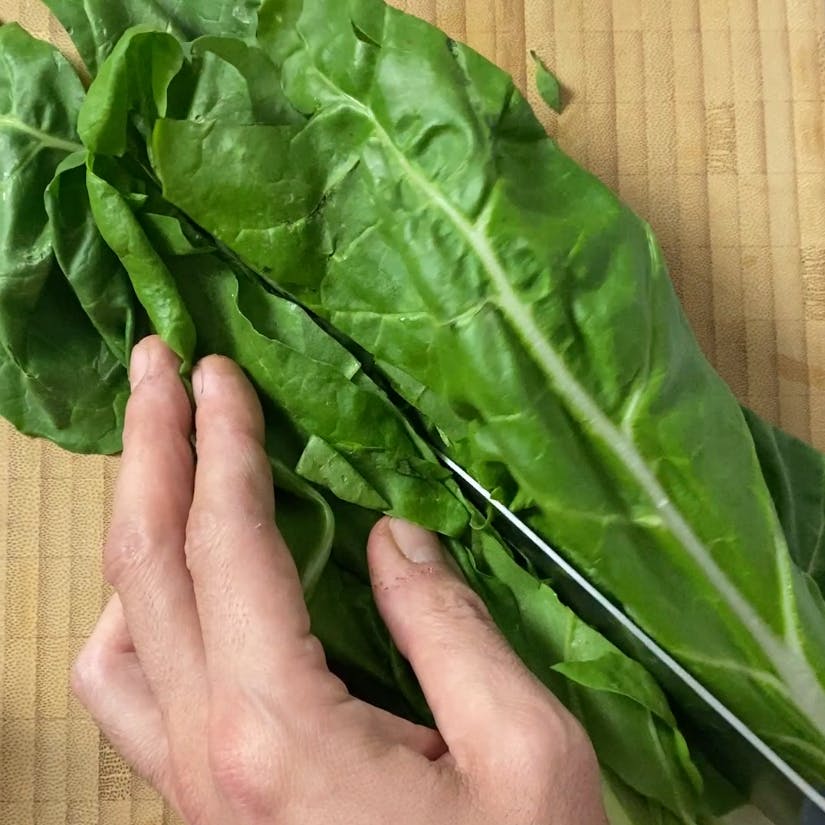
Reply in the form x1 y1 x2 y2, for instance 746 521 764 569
168 766 212 825
496 706 598 789
292 633 330 678
70 644 107 705
184 496 273 573
102 521 153 589
207 701 279 813
184 508 225 569
425 578 493 630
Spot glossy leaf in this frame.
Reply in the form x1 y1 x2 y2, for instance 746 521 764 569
45 153 138 366
41 0 262 75
0 24 128 453
744 409 825 594
7 13 825 824
86 164 196 369
78 27 184 156
77 146 708 812
269 456 335 597
146 1 825 778
166 253 469 535
452 531 704 819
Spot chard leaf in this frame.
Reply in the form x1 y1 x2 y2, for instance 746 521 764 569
453 530 704 818
77 146 706 814
0 24 128 453
601 768 705 825
140 212 213 257
166 253 469 535
41 0 262 76
179 36 303 126
8 14 825 823
86 164 196 369
78 27 184 156
297 436 390 510
144 0 825 778
45 152 138 366
269 455 334 597
744 409 825 594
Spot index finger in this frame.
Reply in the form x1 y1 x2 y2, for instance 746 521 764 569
104 336 206 707
185 356 338 702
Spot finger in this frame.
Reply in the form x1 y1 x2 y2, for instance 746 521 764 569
72 596 174 800
368 518 579 769
187 356 334 700
104 336 207 710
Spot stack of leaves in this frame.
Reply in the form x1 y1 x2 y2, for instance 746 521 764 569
1 2 824 822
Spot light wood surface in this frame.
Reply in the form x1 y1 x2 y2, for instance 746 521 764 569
1 1 824 823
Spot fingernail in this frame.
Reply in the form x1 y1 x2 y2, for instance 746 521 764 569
389 518 444 564
192 364 206 399
129 344 150 388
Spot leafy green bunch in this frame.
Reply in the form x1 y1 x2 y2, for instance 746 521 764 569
1 2 824 822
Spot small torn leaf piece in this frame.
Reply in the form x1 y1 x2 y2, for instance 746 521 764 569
531 50 564 113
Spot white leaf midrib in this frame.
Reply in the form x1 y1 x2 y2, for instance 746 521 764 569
0 114 83 154
375 110 810 685
302 62 825 729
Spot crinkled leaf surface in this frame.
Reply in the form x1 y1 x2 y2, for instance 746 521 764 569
166 252 469 534
0 24 128 453
45 153 138 366
142 0 825 776
453 531 704 819
77 27 184 156
85 163 196 369
6 10 825 824
67 129 708 812
41 0 262 75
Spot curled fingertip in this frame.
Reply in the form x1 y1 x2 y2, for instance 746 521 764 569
192 363 205 399
129 336 184 390
129 340 152 389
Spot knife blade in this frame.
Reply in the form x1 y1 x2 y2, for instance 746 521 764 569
439 453 825 819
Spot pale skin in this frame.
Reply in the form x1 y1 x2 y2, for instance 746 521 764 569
71 335 608 825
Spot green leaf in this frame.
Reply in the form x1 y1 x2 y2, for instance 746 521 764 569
11 13 825 821
531 51 564 113
146 3 825 775
270 456 335 596
0 24 127 453
297 436 390 509
41 0 263 75
166 252 469 535
45 152 138 366
86 164 196 369
139 213 214 258
453 531 704 818
601 769 703 825
78 27 184 156
143 0 825 785
178 37 303 126
744 408 825 594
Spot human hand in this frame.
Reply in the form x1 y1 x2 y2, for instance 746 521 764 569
72 335 607 825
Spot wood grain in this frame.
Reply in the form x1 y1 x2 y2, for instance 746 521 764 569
0 1 823 822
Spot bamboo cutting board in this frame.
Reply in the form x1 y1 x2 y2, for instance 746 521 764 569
0 1 824 823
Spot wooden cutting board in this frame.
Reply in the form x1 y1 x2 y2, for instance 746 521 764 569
0 1 823 823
